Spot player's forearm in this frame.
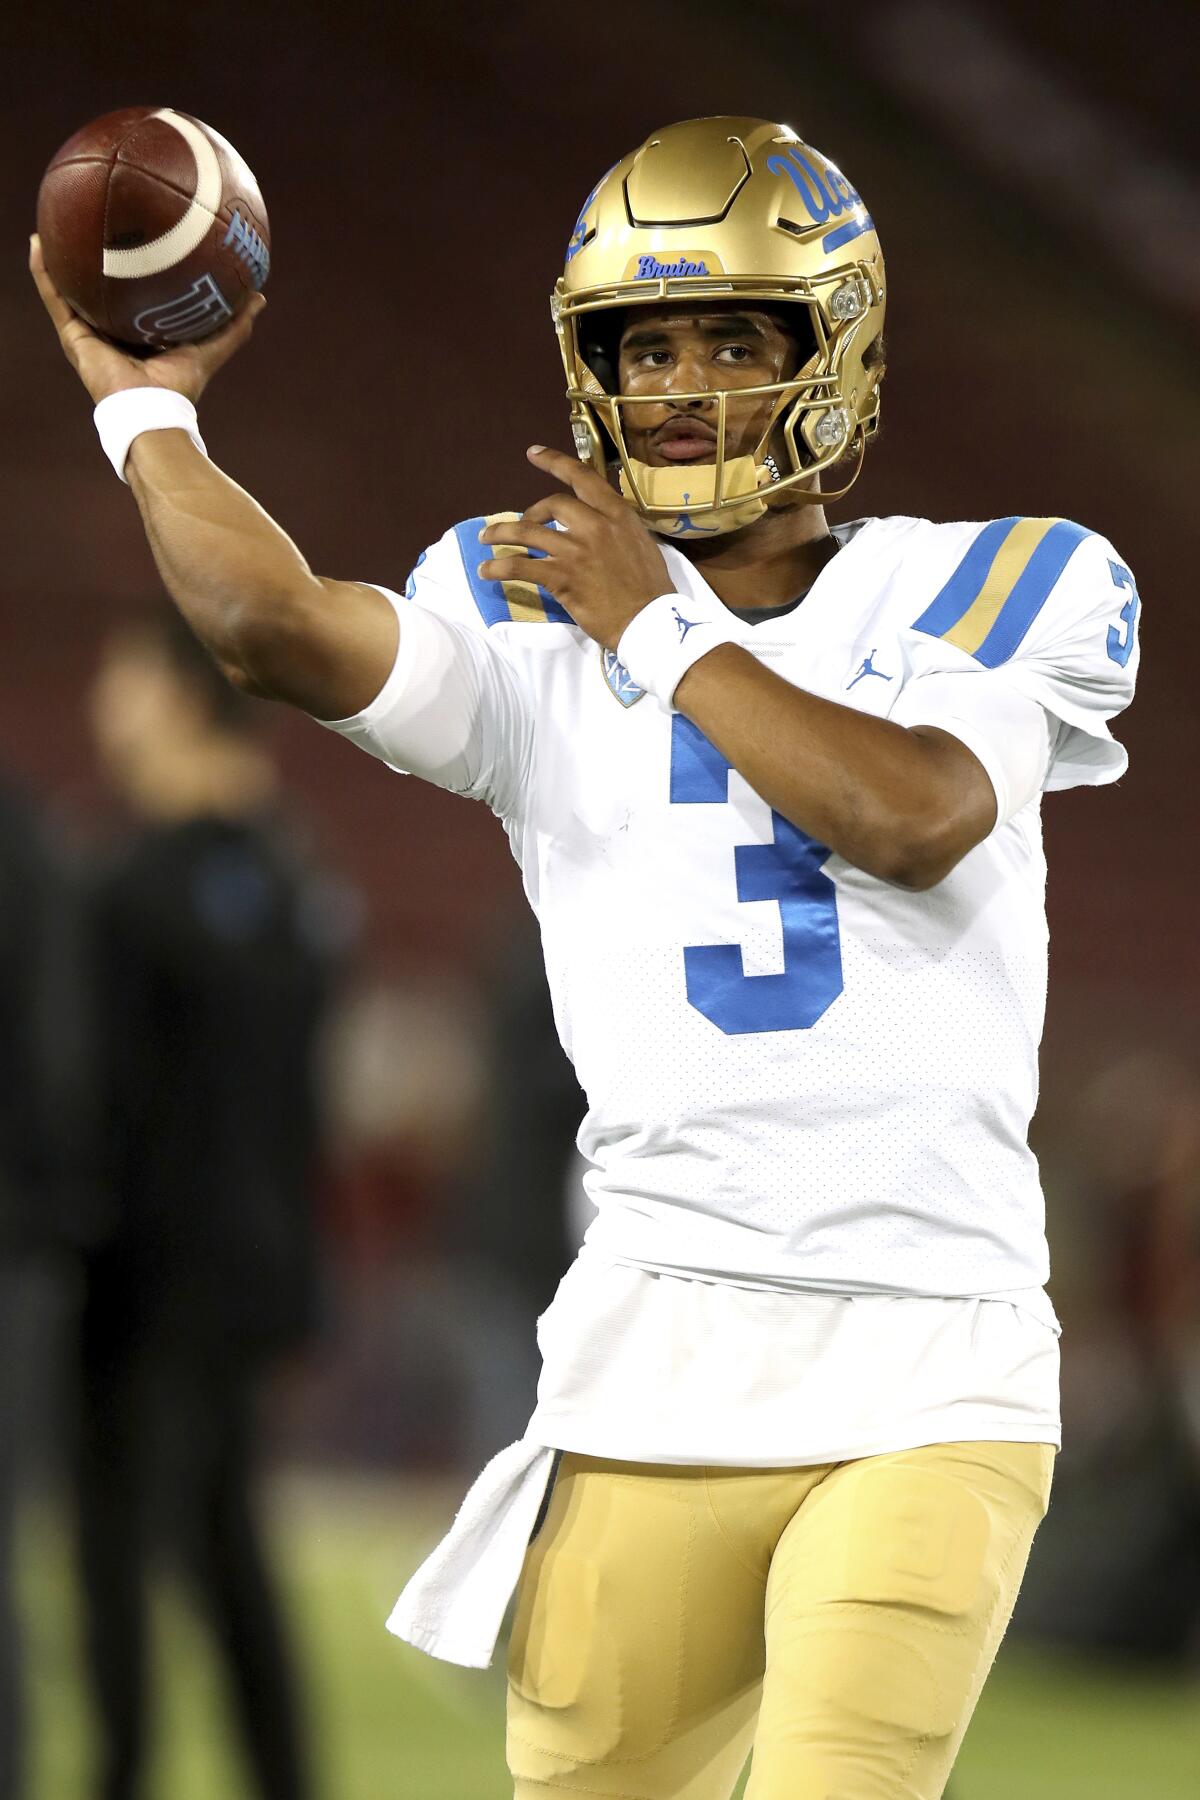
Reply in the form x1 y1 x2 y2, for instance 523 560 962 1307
124 430 319 684
675 646 994 888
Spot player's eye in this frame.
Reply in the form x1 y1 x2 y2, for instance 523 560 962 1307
635 349 674 367
715 343 755 364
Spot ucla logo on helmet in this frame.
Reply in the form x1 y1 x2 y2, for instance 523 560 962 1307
765 144 875 252
565 166 616 263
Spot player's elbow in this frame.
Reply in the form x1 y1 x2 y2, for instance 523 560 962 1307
878 803 992 890
877 734 999 889
219 586 320 701
883 847 961 891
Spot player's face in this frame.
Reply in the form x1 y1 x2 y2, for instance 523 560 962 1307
616 305 800 468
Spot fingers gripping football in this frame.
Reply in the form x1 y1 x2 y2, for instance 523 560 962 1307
477 445 671 649
30 233 265 407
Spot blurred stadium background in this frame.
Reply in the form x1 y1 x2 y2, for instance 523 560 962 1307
1 0 1198 1795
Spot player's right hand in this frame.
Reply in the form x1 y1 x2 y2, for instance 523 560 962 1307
29 233 265 408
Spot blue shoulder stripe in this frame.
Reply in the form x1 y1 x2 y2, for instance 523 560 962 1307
454 517 510 625
452 516 573 628
913 517 1091 666
912 518 1020 641
973 520 1091 667
403 549 427 599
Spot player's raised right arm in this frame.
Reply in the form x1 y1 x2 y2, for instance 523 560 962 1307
30 235 396 721
123 430 396 719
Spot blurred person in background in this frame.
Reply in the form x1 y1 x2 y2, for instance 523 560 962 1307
452 919 582 1463
74 614 344 1800
0 771 95 1800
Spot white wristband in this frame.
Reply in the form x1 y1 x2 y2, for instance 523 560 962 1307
94 388 209 484
615 593 738 707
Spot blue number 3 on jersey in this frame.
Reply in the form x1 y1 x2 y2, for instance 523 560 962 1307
1106 560 1139 668
670 716 844 1034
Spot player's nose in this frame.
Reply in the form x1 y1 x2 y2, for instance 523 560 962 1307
662 378 716 408
660 348 715 401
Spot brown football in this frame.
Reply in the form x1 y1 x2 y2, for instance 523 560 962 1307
36 106 270 349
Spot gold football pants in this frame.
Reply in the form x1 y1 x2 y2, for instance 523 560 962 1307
506 1439 1053 1799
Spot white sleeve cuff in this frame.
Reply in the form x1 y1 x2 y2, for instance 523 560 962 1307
316 587 471 780
316 589 530 811
893 672 1054 827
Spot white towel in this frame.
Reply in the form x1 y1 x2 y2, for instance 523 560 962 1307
387 1438 558 1669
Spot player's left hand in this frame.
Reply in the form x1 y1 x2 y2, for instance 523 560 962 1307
477 446 671 650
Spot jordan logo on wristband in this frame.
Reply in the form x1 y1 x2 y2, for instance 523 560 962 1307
672 607 704 643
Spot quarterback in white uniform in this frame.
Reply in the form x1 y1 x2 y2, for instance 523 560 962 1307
34 114 1139 1800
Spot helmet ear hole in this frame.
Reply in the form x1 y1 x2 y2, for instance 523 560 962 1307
767 303 820 379
579 308 626 396
591 411 619 465
578 309 627 465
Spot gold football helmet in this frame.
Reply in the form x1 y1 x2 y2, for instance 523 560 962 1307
552 116 885 537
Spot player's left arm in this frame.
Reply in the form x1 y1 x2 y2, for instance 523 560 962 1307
669 651 997 888
480 448 1003 890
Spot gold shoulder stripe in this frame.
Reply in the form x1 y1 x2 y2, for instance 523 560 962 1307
941 517 1064 655
460 511 573 626
481 512 552 624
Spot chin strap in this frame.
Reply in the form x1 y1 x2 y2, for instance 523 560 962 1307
796 429 868 506
617 429 867 536
618 454 768 538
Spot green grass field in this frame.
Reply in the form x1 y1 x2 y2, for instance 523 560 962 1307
19 1472 1200 1799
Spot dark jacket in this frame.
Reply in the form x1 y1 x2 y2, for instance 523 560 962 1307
0 777 95 1257
87 812 341 1355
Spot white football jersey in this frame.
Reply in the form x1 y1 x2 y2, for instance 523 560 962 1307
325 512 1139 1304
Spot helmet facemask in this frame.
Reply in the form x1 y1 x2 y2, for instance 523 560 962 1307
559 283 878 539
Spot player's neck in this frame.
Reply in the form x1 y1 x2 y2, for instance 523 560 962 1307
670 499 837 612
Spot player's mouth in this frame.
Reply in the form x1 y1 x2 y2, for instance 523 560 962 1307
651 419 719 463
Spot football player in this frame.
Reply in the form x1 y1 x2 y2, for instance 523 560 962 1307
33 116 1140 1800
